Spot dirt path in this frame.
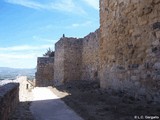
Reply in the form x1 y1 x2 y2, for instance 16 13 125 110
30 87 84 120
50 80 160 120
9 80 160 120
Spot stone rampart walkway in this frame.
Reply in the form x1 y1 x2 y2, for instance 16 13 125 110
30 87 83 120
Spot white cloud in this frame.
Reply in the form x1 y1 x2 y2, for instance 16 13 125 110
5 0 86 14
0 44 53 68
0 52 37 68
67 21 92 28
0 45 51 51
83 0 99 10
0 55 36 68
32 36 55 43
5 0 44 9
0 53 34 59
72 23 80 27
49 0 85 14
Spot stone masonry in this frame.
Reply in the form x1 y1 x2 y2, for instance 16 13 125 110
53 38 65 86
36 0 160 99
53 31 99 86
36 30 99 86
0 83 19 120
36 57 54 87
100 0 160 95
54 37 83 86
81 29 100 81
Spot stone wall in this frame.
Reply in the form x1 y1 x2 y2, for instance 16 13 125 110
0 83 19 120
36 57 54 87
81 29 100 81
100 0 160 95
64 38 83 82
53 32 100 86
54 38 65 86
54 37 83 85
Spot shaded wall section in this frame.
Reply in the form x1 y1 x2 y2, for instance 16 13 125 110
0 83 19 120
81 29 100 81
36 57 54 87
64 38 83 82
100 0 160 94
54 38 65 86
54 37 83 86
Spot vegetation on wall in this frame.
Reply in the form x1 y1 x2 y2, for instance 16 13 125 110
43 48 54 57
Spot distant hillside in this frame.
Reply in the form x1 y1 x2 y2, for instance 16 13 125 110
0 67 36 80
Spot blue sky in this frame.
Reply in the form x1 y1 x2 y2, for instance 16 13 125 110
0 0 99 68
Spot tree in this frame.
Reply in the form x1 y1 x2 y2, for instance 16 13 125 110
43 48 54 57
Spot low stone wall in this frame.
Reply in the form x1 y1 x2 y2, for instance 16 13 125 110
0 83 19 120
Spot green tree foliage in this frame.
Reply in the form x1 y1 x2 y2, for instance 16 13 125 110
43 48 54 57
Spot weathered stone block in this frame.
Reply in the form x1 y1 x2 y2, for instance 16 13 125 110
128 64 139 69
152 39 160 46
131 76 139 81
153 22 160 30
156 31 160 39
152 47 158 53
153 62 160 69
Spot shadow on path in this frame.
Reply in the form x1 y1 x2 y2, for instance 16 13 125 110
30 87 83 120
51 80 160 120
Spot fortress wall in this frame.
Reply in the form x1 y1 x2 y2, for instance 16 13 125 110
54 38 65 86
54 37 82 86
100 0 160 94
53 31 99 86
64 38 83 82
36 57 54 87
0 83 19 120
81 29 100 81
